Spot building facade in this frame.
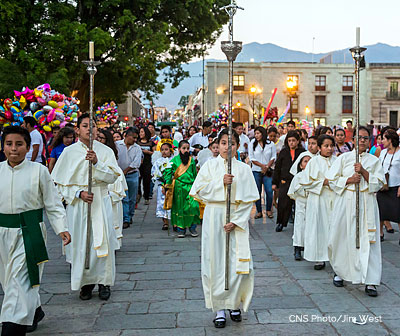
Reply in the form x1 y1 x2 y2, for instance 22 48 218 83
205 61 377 127
118 90 145 124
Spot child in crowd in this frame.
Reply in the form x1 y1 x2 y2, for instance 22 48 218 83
288 155 312 261
152 142 174 231
301 135 336 270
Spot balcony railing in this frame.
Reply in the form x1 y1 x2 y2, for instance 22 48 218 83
386 91 400 100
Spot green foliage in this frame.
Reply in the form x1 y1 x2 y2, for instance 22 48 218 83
0 0 230 109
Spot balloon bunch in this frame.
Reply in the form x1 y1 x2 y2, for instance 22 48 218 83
265 107 278 122
208 105 228 126
0 83 80 131
96 101 118 125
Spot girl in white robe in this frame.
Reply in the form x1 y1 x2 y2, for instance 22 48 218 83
0 126 70 335
189 129 259 328
151 143 173 230
287 155 312 261
51 115 120 300
301 135 336 270
326 127 385 296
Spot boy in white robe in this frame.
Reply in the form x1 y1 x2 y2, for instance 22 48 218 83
0 126 70 336
288 155 312 261
327 127 385 297
289 135 319 176
190 129 259 329
301 135 336 270
51 113 120 301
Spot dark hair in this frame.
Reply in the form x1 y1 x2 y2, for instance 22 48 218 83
268 126 278 134
217 128 240 146
77 113 97 128
113 131 123 140
208 139 218 148
161 125 171 133
139 127 151 142
178 139 190 148
23 116 37 128
188 126 198 134
297 155 311 173
99 129 118 159
233 122 244 128
346 120 353 125
52 125 61 132
335 128 345 136
284 130 300 148
287 120 296 127
381 126 396 137
352 125 370 137
301 129 308 137
147 122 155 128
203 121 212 128
65 122 75 129
125 127 139 137
52 127 75 148
2 126 31 148
308 135 318 142
253 126 269 151
383 129 400 147
160 142 173 150
317 134 335 147
320 126 333 135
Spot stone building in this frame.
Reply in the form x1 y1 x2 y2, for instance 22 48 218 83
118 90 145 124
205 61 374 127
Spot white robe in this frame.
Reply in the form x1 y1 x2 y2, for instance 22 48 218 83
301 155 336 262
289 151 316 176
151 157 172 219
287 170 308 247
0 160 66 325
108 167 127 248
326 151 385 285
189 156 259 312
51 140 120 291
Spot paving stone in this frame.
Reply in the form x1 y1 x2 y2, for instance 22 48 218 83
99 302 129 315
149 299 208 313
256 308 321 323
177 310 258 328
94 313 176 330
121 328 205 336
310 293 366 313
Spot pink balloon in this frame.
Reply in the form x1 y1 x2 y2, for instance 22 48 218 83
47 109 56 122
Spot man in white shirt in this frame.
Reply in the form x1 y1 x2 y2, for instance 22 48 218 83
22 116 44 163
189 121 213 154
116 128 142 228
234 122 250 155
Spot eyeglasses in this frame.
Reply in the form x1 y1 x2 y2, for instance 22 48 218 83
357 136 369 142
98 136 106 140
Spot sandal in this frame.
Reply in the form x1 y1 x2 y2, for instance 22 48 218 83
213 317 226 328
267 211 273 218
254 212 263 219
228 309 242 322
162 223 169 231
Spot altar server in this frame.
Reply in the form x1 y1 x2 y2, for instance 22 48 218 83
0 126 70 336
327 126 385 297
190 129 259 328
301 135 336 270
52 113 120 301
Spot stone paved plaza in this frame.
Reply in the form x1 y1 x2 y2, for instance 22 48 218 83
2 197 400 335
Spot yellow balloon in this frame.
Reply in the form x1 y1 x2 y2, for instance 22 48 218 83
52 120 60 126
34 89 43 97
48 101 58 108
43 125 52 132
19 96 27 109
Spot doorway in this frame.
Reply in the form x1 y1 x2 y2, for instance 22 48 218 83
389 111 398 128
232 108 249 124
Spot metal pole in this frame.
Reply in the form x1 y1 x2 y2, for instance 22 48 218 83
220 0 243 291
202 52 205 123
350 42 366 250
290 95 293 121
83 50 101 269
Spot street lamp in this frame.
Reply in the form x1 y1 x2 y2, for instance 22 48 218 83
305 105 310 121
286 77 296 121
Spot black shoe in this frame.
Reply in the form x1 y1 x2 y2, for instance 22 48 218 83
123 222 130 229
333 274 344 287
173 226 178 232
189 228 199 237
79 284 95 300
229 309 242 322
26 306 45 333
380 234 384 242
2 322 27 336
294 247 302 261
98 284 111 300
386 228 395 233
213 317 226 328
365 285 378 297
314 262 326 270
275 223 283 232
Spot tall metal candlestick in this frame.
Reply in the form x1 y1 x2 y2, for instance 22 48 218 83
350 28 366 250
220 0 243 291
82 43 101 269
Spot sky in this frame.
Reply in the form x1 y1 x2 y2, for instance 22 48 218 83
205 0 400 60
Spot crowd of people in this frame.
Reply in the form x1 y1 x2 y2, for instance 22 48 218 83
0 115 399 333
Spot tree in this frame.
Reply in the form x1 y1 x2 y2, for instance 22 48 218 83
178 95 189 108
0 0 230 110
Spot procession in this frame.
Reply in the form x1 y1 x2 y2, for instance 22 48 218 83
1 1 400 335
